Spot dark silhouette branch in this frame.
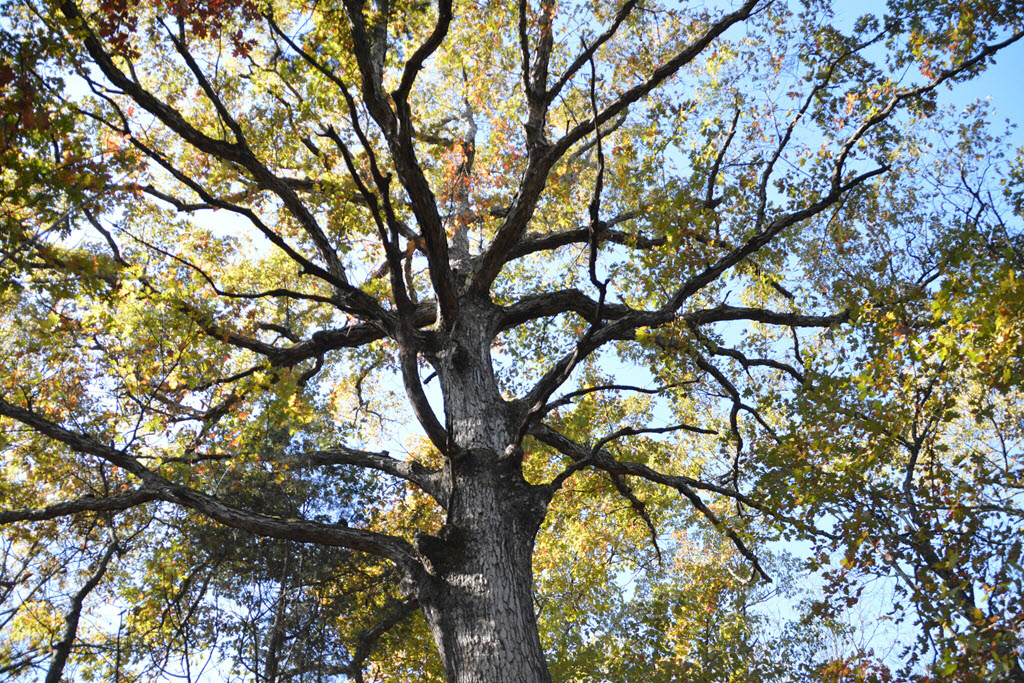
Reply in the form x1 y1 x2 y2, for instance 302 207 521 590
45 535 120 683
532 423 772 582
0 490 159 525
0 396 421 569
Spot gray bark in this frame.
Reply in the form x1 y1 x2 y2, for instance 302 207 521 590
417 469 551 683
408 296 553 683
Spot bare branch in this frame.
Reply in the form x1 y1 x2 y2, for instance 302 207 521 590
274 447 446 508
531 423 772 581
552 0 760 159
665 164 890 312
473 0 759 296
542 382 693 415
545 0 641 104
499 288 634 330
59 0 352 287
45 535 120 683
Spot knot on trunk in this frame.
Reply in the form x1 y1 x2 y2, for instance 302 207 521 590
413 531 448 575
413 526 467 577
502 443 524 463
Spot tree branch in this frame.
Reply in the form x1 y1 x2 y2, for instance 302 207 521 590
545 0 640 104
531 423 772 581
499 288 634 330
342 0 460 328
0 396 420 569
0 490 159 525
45 535 120 683
472 0 759 297
542 382 691 415
664 164 890 312
274 447 446 508
60 0 351 288
551 0 760 159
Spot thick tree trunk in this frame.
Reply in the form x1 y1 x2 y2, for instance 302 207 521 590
412 298 553 683
417 465 552 683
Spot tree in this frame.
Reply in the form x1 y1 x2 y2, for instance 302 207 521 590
761 112 1024 680
1 0 1022 680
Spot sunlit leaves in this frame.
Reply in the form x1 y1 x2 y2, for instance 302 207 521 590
1 0 1023 679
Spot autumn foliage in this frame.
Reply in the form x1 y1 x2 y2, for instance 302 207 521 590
1 0 1023 681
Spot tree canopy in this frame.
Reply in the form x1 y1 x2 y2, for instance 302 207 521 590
1 0 1023 680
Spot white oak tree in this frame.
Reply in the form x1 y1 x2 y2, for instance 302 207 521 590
1 0 1022 680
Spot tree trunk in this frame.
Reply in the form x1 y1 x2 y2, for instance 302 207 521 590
416 464 552 683
412 298 553 683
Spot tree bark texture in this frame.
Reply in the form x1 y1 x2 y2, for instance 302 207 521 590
417 472 551 683
412 298 553 683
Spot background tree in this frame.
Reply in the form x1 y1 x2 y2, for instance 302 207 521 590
1 0 1022 681
760 111 1024 680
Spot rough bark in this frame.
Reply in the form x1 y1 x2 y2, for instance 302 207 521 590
408 296 553 683
416 466 551 683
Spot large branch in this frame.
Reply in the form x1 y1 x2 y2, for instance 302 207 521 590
321 106 449 454
827 30 1024 197
393 0 454 107
342 0 460 327
499 289 634 330
507 212 653 260
0 397 420 568
682 29 1024 318
260 306 433 365
542 382 690 415
24 231 406 373
472 0 760 295
59 1 351 289
520 0 555 141
0 227 385 376
552 0 759 158
506 216 798 302
624 33 1020 318
78 82 390 326
530 423 771 581
0 490 159 525
518 296 850 434
277 447 446 508
119 219 341 309
664 164 889 312
681 304 848 329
